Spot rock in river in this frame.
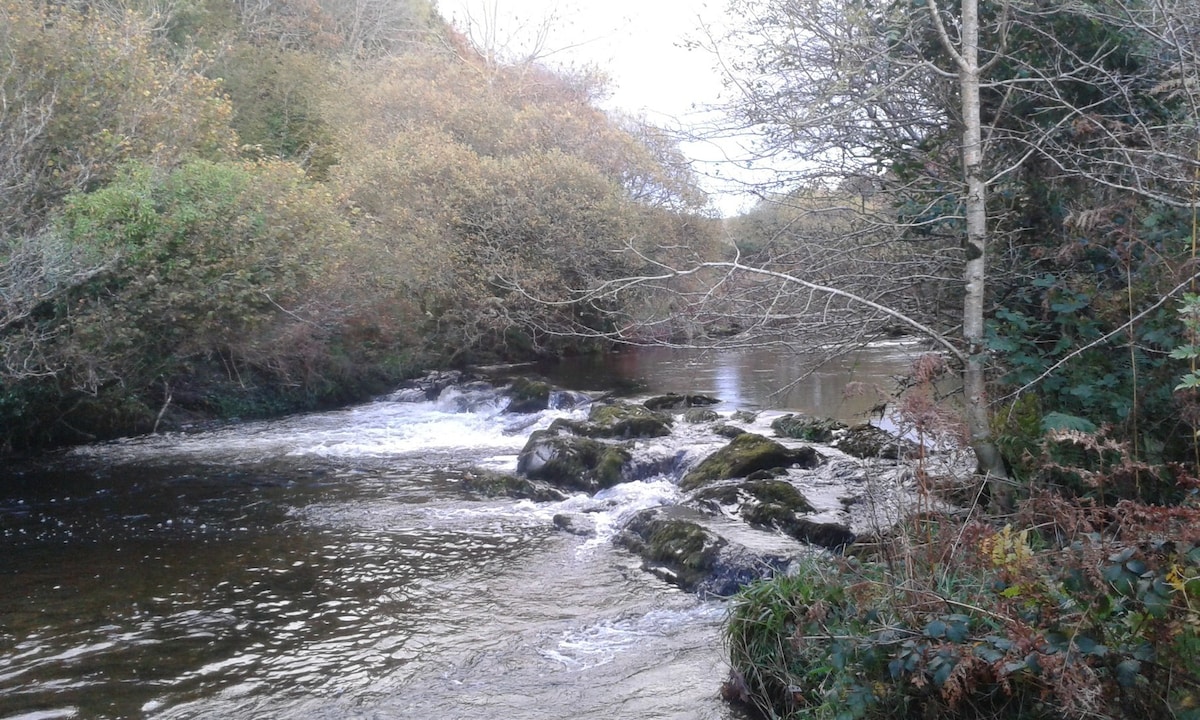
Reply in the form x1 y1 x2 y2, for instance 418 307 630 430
680 433 823 491
615 506 795 598
516 422 632 494
836 423 919 460
771 413 846 443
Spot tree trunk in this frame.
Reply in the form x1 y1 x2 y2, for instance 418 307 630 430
957 0 1012 506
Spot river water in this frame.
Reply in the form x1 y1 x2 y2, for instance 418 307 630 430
0 341 929 720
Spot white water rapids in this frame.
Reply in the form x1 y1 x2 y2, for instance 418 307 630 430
1 342 945 720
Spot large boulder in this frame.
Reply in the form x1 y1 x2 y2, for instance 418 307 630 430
785 518 856 551
616 507 794 597
547 402 673 440
680 433 823 491
771 413 847 443
585 402 673 439
516 425 632 493
683 408 720 424
836 424 919 460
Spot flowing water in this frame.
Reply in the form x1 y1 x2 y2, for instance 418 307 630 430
0 341 929 720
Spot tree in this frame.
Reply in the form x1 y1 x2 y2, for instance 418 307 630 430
543 0 1200 502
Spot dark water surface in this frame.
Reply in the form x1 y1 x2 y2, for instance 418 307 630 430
0 342 926 719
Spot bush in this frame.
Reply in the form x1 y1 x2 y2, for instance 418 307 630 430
725 505 1200 720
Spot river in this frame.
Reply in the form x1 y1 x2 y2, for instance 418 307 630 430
0 341 929 720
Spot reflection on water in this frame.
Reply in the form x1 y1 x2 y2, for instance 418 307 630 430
541 339 940 420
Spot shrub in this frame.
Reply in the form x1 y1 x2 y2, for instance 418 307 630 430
726 505 1200 720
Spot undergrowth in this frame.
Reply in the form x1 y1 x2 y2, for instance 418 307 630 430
724 501 1200 720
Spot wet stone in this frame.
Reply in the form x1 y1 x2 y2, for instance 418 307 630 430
643 393 720 411
680 433 823 491
771 414 847 443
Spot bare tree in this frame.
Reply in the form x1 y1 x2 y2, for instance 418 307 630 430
523 0 1200 502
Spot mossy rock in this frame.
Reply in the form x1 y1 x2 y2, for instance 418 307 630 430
836 424 918 460
505 377 552 413
771 414 847 443
643 393 720 411
730 410 759 423
616 509 727 592
680 433 823 491
683 408 721 424
694 478 816 526
516 427 631 493
586 402 673 439
458 469 567 502
744 478 816 513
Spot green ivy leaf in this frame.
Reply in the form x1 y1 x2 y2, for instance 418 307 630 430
924 619 947 639
1116 659 1142 687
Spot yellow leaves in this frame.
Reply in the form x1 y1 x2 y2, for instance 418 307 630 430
980 525 1033 571
1168 564 1189 594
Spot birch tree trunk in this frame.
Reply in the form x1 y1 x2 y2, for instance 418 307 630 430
927 0 1011 502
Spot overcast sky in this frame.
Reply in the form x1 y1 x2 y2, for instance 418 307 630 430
440 0 760 214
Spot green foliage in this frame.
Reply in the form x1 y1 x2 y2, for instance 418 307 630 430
727 512 1200 720
1171 293 1200 391
214 45 340 177
0 0 235 235
0 0 714 452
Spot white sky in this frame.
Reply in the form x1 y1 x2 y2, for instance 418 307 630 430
440 0 761 215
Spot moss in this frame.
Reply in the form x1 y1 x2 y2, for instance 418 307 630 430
505 377 553 413
745 478 815 512
681 433 822 491
617 509 727 591
647 520 714 569
586 402 673 438
771 413 846 443
516 427 632 493
696 478 817 529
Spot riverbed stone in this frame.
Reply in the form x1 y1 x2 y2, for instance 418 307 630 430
771 413 847 443
837 423 918 460
680 433 823 491
553 512 598 537
683 408 720 424
390 369 467 401
694 478 817 516
504 377 553 414
783 518 856 551
458 469 568 502
643 393 720 411
616 507 797 597
586 402 673 438
516 425 632 493
714 424 747 439
616 509 726 593
730 410 758 423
